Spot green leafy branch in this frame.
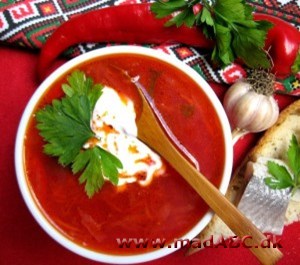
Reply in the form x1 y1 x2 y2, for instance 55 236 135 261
36 70 123 198
151 0 273 68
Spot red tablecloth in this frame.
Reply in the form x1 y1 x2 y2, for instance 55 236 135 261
0 45 299 265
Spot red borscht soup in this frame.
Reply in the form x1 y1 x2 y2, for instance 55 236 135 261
24 53 225 255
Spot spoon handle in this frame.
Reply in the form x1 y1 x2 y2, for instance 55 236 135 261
136 85 282 265
164 143 282 265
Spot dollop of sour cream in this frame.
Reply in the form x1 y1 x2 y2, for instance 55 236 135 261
89 86 165 186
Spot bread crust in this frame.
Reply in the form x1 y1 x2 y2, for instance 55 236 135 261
250 99 300 161
187 99 300 255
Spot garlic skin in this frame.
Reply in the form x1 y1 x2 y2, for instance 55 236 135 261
223 80 279 133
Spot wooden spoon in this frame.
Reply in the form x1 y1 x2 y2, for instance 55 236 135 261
130 75 282 265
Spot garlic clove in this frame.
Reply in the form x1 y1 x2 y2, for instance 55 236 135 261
230 91 262 130
223 80 251 116
223 79 279 134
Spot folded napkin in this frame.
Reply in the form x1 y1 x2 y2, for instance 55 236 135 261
0 0 299 94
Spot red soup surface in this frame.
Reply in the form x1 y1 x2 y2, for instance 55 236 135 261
24 54 225 255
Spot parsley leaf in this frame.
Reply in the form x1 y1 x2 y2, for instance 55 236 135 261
166 7 196 27
199 7 215 38
36 70 123 198
151 0 193 21
264 161 293 189
213 23 234 65
36 94 93 166
151 0 273 69
287 135 300 182
62 70 103 111
265 134 300 194
73 148 105 198
72 147 122 197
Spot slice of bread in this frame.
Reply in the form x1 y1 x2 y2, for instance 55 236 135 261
187 99 300 255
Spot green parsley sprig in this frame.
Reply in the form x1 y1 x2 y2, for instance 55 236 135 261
265 134 300 194
151 0 273 68
36 70 123 198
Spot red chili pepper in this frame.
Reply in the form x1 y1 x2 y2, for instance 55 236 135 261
38 3 300 81
38 3 212 80
254 13 300 80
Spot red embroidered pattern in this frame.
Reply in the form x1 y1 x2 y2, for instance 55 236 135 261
0 0 299 94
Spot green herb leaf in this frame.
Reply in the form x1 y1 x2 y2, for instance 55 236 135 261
165 7 195 27
214 0 247 21
36 70 123 197
198 7 215 38
151 0 273 69
265 161 293 189
99 148 123 185
231 25 271 68
73 147 105 198
287 134 300 180
62 70 103 111
36 94 93 166
213 23 234 66
265 134 300 194
151 0 190 20
72 147 122 198
200 6 214 27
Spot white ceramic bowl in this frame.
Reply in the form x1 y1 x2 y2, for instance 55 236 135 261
15 46 233 264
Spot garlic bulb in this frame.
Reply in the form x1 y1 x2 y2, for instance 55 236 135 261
223 79 279 133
